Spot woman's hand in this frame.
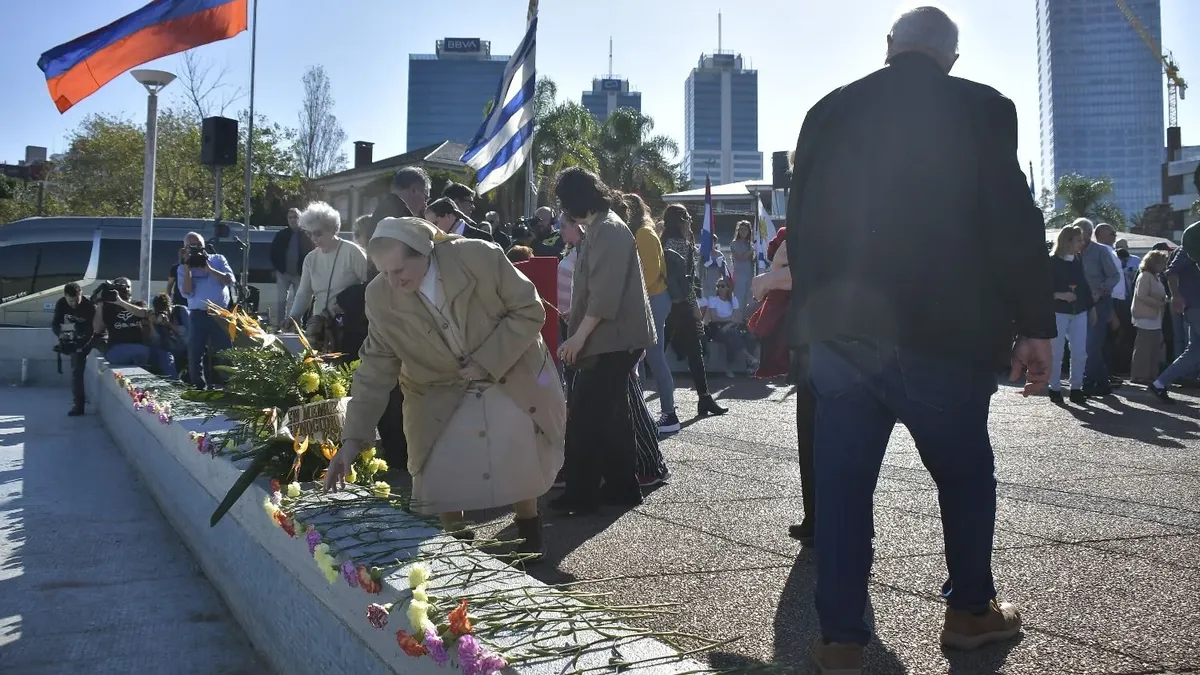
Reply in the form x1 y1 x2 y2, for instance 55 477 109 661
459 360 488 382
558 334 585 365
324 439 361 491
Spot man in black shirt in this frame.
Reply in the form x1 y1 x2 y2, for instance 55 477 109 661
51 282 96 416
530 206 564 258
94 277 177 377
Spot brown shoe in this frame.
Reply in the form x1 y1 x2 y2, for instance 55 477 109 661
811 639 863 675
941 600 1022 650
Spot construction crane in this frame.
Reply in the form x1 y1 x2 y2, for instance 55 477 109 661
1115 0 1186 128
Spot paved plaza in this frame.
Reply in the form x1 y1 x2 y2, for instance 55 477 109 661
492 377 1200 674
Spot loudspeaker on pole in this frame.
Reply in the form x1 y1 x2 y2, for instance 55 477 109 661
201 116 239 167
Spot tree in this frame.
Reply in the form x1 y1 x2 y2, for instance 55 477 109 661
1048 174 1126 231
294 65 347 179
530 77 600 204
1037 187 1055 224
596 108 680 210
176 51 244 121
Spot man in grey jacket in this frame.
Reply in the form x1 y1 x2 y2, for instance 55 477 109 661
1076 218 1120 395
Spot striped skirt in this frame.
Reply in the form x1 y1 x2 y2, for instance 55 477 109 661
629 371 668 480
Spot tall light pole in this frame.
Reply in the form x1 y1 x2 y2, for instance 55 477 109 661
131 69 175 304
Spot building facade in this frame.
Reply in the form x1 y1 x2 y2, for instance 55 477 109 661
1036 0 1165 219
683 53 762 186
407 38 508 151
581 78 641 124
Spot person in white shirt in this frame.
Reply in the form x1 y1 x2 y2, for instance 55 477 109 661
289 201 371 328
701 276 760 378
424 197 494 242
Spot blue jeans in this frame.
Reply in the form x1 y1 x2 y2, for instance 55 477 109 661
1158 307 1200 386
809 340 998 645
188 309 232 389
1051 311 1089 391
1084 296 1113 387
645 291 676 415
106 343 177 378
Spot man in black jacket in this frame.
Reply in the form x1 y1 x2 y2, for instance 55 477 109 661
786 8 1055 672
443 182 511 250
52 282 96 416
269 208 314 329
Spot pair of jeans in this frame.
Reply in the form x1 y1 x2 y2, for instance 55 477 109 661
710 322 749 369
1157 307 1200 386
645 291 677 415
809 340 998 645
187 310 232 389
562 349 644 507
1084 296 1113 388
107 342 177 378
276 272 302 327
1051 311 1089 391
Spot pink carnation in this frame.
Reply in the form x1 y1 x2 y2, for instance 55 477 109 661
366 603 389 629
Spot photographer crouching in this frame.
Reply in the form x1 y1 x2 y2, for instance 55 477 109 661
177 232 236 390
52 282 96 416
92 277 177 377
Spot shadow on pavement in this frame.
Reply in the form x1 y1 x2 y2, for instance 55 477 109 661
1064 394 1200 447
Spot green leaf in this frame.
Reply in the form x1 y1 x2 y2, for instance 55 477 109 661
210 452 271 527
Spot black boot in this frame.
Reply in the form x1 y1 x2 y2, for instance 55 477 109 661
68 401 85 417
514 515 545 561
788 518 814 546
698 395 728 417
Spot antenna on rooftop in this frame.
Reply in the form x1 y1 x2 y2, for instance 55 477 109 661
718 11 722 52
608 37 613 77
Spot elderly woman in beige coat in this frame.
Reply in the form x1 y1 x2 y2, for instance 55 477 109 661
325 217 565 557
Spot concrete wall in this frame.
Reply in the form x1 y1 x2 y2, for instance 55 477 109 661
0 327 65 385
88 359 701 675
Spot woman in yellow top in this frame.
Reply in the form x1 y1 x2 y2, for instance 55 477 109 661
624 193 680 435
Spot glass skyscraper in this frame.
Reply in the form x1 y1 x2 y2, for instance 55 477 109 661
407 38 508 151
1037 0 1165 219
581 78 641 124
683 53 762 186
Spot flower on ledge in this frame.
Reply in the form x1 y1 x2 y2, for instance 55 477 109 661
357 565 383 594
329 381 347 399
408 564 430 589
305 528 321 555
478 650 508 675
298 371 320 394
406 599 434 634
396 630 428 657
272 509 296 537
368 458 389 475
341 560 359 587
366 603 391 629
372 482 391 499
286 482 301 499
424 628 449 667
448 599 472 637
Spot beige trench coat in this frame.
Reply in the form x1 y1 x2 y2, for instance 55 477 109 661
342 237 567 482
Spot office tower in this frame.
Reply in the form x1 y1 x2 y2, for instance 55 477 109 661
1037 0 1165 218
582 78 642 124
683 50 762 186
407 38 508 151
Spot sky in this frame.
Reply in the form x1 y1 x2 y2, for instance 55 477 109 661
1 0 1198 190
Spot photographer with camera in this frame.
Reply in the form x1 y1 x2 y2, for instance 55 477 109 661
52 282 96 416
92 277 178 378
178 231 236 390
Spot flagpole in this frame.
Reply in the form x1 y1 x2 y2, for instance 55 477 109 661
241 0 258 301
524 0 538 219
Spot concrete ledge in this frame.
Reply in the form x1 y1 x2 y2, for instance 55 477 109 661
87 359 703 675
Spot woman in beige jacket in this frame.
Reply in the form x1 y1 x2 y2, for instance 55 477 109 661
326 217 565 557
552 168 656 515
1130 250 1170 384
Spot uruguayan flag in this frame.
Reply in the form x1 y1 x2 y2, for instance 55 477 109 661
460 14 537 195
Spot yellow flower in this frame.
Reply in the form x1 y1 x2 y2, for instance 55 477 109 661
368 458 389 475
408 564 430 589
347 466 358 484
411 586 428 603
361 447 377 462
406 599 434 633
372 481 391 499
286 482 301 498
262 497 279 518
293 436 310 456
329 382 347 398
309 394 325 402
298 371 320 394
322 563 339 584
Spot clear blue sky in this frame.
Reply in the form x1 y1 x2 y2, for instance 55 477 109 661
1 0 1197 187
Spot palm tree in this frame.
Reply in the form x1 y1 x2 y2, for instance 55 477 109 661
596 108 680 207
531 77 600 202
1049 174 1126 230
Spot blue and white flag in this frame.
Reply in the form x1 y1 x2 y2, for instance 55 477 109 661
460 10 537 195
754 196 777 272
700 175 715 265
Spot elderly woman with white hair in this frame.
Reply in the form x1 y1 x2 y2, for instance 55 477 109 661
325 216 565 559
288 201 371 331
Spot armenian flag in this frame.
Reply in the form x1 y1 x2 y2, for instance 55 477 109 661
38 0 247 113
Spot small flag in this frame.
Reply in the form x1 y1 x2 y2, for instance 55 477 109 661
700 176 715 266
755 196 777 272
1029 161 1036 198
38 0 247 114
461 8 537 195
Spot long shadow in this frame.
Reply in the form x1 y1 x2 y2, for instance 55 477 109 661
1064 394 1200 447
714 378 775 402
708 556 908 673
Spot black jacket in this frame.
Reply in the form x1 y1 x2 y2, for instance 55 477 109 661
270 227 314 275
1049 255 1094 316
458 221 495 244
786 53 1055 367
52 296 95 343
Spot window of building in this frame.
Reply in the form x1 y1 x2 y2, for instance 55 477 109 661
0 240 94 304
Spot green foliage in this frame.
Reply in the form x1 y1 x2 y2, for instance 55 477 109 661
1048 173 1127 231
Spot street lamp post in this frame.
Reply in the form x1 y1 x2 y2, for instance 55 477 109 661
131 69 175 304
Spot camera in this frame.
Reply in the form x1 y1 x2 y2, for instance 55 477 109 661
187 245 209 268
94 281 120 303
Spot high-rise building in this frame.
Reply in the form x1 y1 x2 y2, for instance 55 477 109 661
1036 0 1165 219
407 38 508 151
581 78 641 124
683 52 762 186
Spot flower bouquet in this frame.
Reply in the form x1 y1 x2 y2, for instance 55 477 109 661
182 306 377 526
